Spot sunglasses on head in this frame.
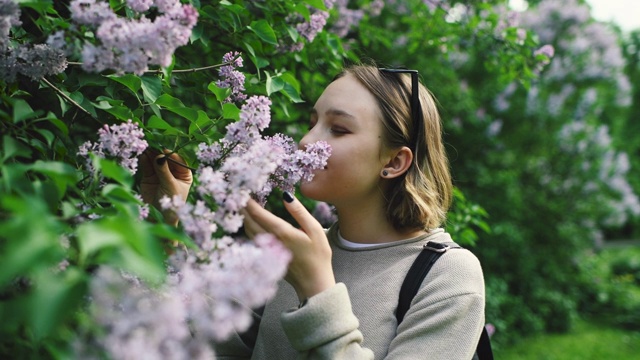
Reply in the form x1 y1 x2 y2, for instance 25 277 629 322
378 68 425 161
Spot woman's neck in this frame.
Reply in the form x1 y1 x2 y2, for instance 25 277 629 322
334 204 425 244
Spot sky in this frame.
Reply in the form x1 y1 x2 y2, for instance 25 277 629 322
586 0 640 32
509 0 640 33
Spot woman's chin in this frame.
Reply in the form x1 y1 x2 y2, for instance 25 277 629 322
299 180 323 200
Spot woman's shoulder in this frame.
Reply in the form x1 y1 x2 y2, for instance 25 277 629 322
419 232 485 299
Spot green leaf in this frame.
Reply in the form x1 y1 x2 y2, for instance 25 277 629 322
76 216 165 281
208 81 231 102
30 160 78 196
99 158 133 187
102 183 139 203
108 74 142 94
304 0 327 10
2 135 32 162
266 73 285 96
29 269 86 340
222 103 241 120
188 110 215 135
282 82 304 103
44 112 69 136
0 195 62 287
248 20 278 45
13 99 36 123
155 93 186 108
141 75 163 103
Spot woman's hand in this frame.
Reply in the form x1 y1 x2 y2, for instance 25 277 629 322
139 149 193 226
243 193 335 302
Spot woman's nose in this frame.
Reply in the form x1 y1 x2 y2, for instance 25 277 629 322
298 128 317 150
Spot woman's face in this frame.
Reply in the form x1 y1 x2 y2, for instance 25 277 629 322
299 73 389 207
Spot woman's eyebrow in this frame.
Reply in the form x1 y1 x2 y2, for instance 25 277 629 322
325 108 355 119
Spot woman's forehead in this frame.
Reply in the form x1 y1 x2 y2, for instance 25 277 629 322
314 74 380 118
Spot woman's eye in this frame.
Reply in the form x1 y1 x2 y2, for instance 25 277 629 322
330 127 349 134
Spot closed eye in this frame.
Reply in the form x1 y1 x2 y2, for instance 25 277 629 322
330 126 350 135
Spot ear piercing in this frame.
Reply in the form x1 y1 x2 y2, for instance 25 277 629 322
382 170 389 177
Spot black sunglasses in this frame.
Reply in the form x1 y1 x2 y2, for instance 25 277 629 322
378 68 424 161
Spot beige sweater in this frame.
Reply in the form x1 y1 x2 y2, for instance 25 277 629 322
215 224 485 360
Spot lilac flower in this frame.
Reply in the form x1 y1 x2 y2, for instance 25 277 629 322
297 12 330 42
78 120 148 174
196 142 223 166
169 233 291 341
264 134 332 194
127 0 153 13
224 96 272 145
534 44 555 59
1 44 68 82
0 0 21 51
313 201 337 227
70 0 116 26
330 0 364 38
161 195 218 245
216 51 247 104
70 0 198 74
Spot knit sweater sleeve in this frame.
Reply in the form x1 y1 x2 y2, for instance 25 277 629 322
280 283 375 360
386 248 485 359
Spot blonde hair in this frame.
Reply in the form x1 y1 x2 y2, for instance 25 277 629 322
335 64 452 230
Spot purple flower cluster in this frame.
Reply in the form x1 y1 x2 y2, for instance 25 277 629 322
0 43 68 82
312 201 337 227
67 0 198 74
0 0 21 51
224 95 272 145
78 120 148 174
280 0 335 52
0 1 68 82
166 95 330 239
217 51 247 104
82 233 290 359
266 134 332 194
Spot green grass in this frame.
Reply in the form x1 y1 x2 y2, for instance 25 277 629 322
495 319 640 360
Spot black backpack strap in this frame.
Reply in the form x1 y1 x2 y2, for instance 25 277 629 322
396 241 454 324
476 326 494 359
397 240 494 360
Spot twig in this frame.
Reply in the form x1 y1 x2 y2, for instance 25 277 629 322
41 77 96 119
162 155 198 171
66 54 242 74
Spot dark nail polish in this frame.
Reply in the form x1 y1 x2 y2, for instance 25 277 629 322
156 157 166 166
283 191 294 203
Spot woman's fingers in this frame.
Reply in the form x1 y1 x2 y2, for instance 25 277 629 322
241 207 267 238
244 199 299 240
281 191 324 236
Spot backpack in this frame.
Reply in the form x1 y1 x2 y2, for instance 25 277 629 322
396 241 494 360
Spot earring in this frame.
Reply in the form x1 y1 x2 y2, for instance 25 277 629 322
382 170 389 177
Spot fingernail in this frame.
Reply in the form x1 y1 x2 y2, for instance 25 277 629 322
156 157 166 166
283 191 294 203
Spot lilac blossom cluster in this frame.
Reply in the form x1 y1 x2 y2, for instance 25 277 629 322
517 0 630 105
172 95 330 238
78 120 148 175
265 134 332 194
0 0 20 51
217 51 247 104
62 0 198 75
312 201 337 227
556 121 640 227
0 1 68 82
280 0 335 52
79 234 290 358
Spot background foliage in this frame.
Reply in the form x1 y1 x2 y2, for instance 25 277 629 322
1 0 639 358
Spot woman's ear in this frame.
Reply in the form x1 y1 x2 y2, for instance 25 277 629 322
381 146 413 179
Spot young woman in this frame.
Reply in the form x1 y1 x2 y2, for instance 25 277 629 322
147 64 485 359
